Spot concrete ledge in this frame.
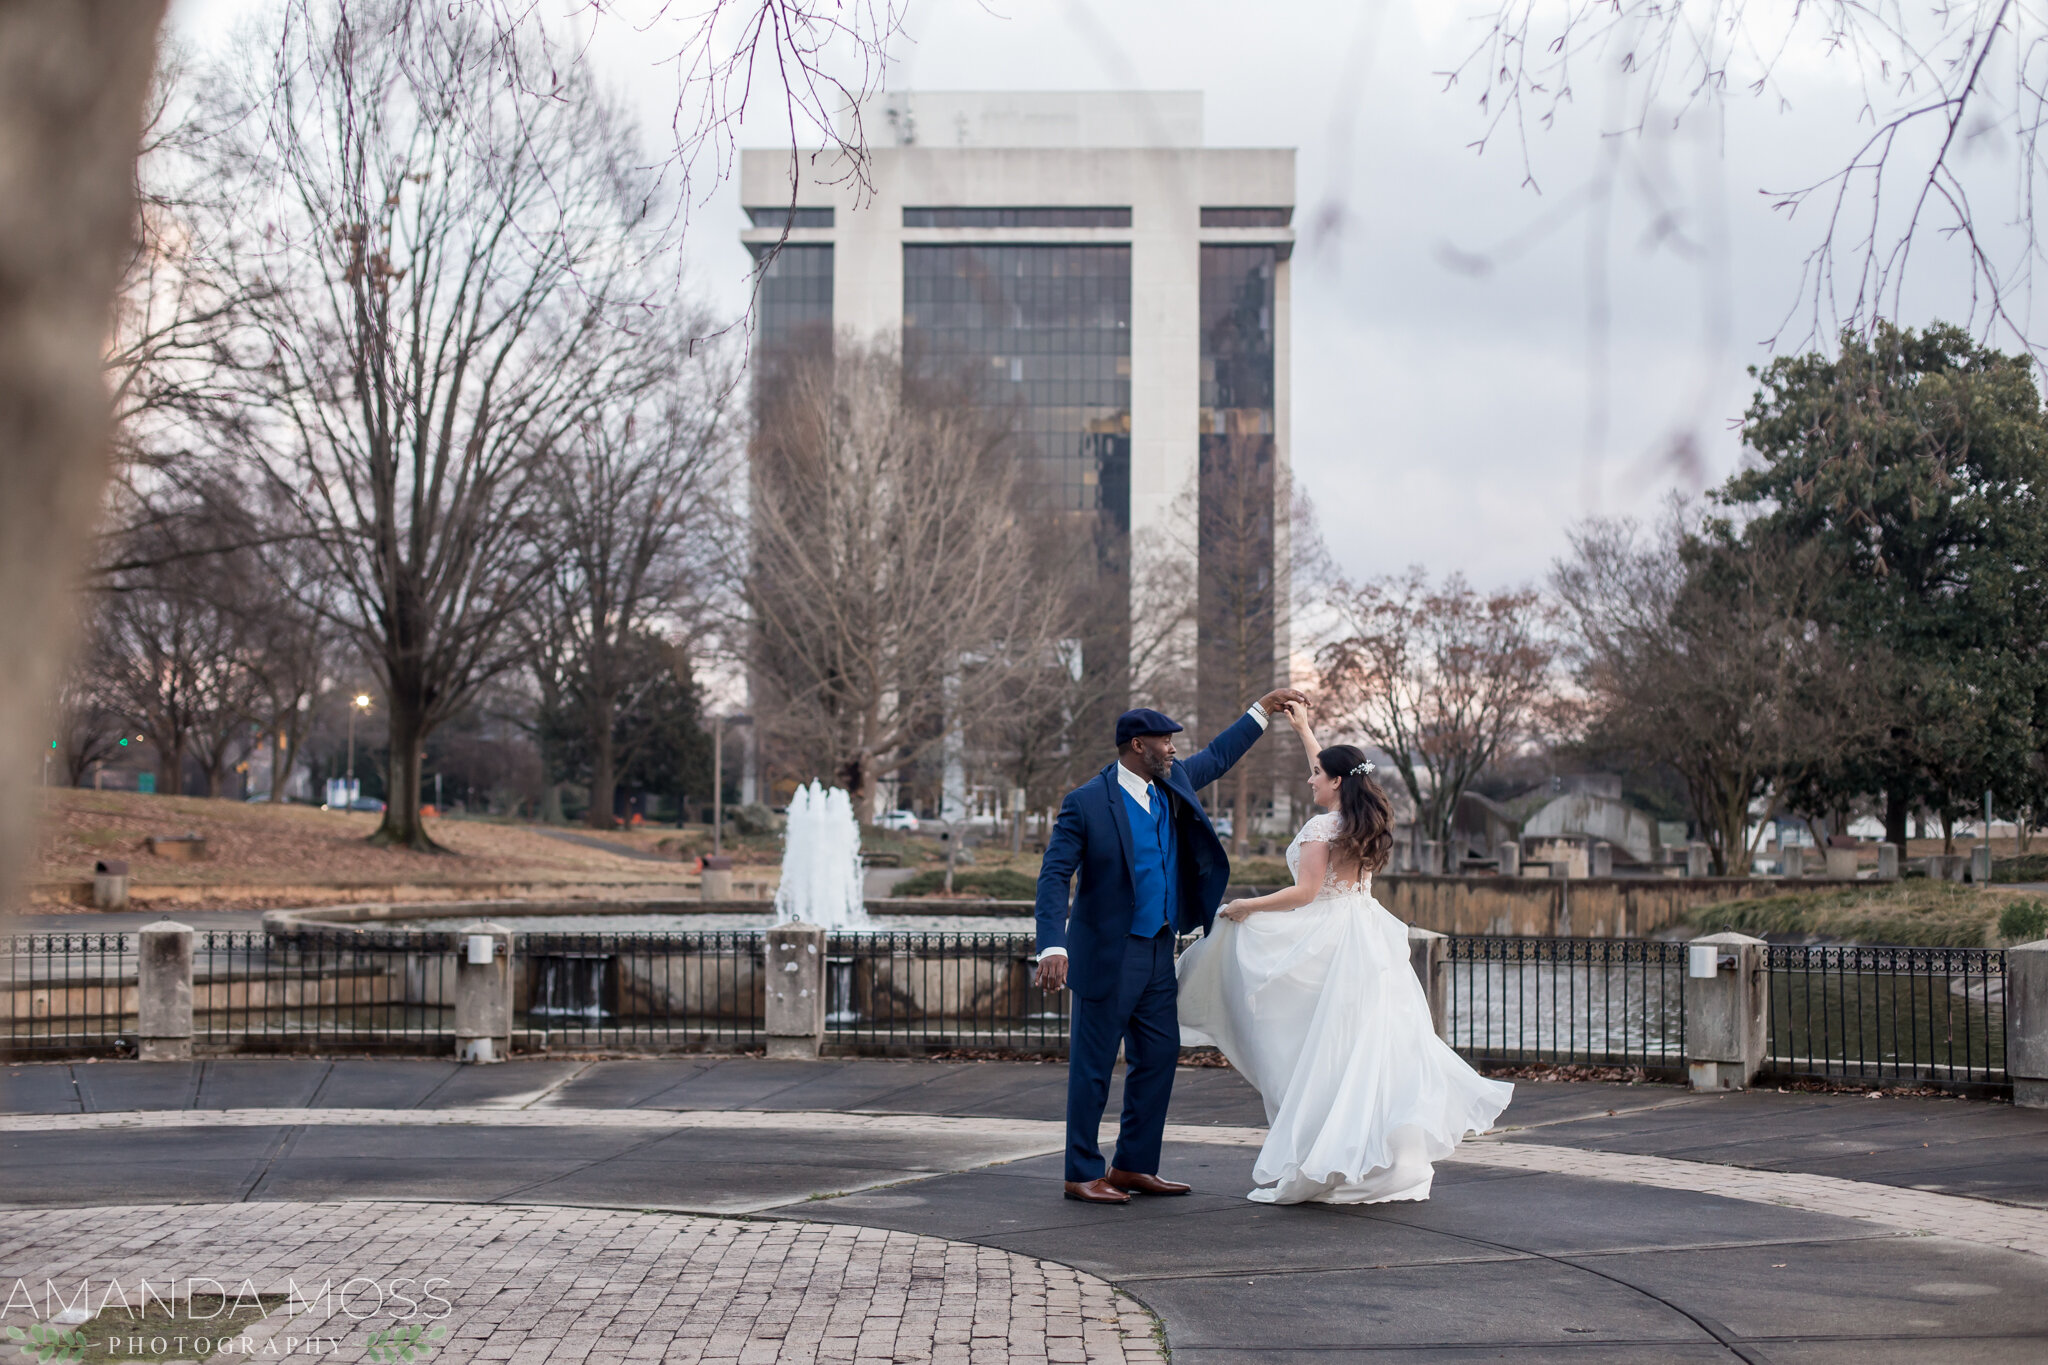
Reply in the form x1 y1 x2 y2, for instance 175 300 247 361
263 898 1038 931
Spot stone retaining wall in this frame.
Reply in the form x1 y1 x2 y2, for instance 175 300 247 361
1372 875 1864 938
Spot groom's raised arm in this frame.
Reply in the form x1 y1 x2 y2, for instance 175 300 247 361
1180 689 1306 790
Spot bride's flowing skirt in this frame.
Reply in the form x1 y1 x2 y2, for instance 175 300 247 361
1177 892 1513 1204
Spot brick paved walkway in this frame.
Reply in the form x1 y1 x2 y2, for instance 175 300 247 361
0 1201 1164 1365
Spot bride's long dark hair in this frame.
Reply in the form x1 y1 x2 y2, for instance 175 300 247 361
1317 744 1394 874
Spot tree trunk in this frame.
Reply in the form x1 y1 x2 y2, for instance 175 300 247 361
269 722 297 803
0 3 166 912
156 735 182 798
372 687 439 851
840 751 873 826
1885 788 1910 848
586 694 617 830
1711 779 1747 878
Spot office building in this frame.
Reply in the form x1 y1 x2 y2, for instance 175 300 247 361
741 92 1294 827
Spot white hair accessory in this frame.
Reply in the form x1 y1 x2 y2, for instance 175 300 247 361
1349 760 1374 777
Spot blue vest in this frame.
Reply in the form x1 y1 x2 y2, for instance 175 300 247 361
1121 784 1177 939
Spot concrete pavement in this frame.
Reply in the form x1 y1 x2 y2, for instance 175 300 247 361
2 1057 2045 1361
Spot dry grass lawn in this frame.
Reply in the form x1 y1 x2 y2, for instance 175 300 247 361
28 788 718 909
1698 878 2042 948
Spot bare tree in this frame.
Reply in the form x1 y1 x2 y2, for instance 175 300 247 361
240 554 330 803
1552 509 1894 875
211 4 702 849
534 322 738 828
97 537 255 798
54 609 129 788
0 0 901 911
1450 3 2048 355
744 337 1071 819
1200 432 1285 855
99 45 280 588
971 516 1145 816
1317 568 1557 859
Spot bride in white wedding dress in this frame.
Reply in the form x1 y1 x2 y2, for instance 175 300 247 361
1177 703 1513 1204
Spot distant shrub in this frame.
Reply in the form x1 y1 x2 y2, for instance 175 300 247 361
730 803 779 836
891 868 1038 900
1999 898 2048 943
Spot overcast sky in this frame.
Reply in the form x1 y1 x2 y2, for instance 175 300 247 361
167 0 2021 593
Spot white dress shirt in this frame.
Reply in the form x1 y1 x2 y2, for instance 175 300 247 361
1036 702 1269 963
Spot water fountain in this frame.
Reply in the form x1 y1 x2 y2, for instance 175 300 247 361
774 781 869 930
773 781 869 1022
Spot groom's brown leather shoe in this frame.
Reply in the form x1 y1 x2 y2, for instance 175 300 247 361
1063 1178 1131 1204
1107 1168 1191 1195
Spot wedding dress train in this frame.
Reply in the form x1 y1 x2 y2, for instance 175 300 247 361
1177 813 1514 1204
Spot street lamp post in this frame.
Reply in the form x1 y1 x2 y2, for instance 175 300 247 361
711 714 753 858
347 693 372 806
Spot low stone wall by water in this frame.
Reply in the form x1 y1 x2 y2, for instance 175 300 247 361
1373 875 1862 938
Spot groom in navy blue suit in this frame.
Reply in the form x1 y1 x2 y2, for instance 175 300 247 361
1033 689 1305 1203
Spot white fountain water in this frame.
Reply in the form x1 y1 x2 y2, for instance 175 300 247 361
773 781 869 929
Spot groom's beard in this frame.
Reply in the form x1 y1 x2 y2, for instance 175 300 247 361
1146 752 1172 784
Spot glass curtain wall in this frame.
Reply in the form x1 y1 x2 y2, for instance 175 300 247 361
1199 245 1279 843
746 243 833 809
752 243 834 358
902 244 1134 810
903 245 1132 518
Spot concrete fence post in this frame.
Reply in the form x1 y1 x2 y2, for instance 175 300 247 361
1407 926 1450 1041
1781 845 1805 878
136 920 193 1062
1422 840 1444 876
1683 931 1768 1091
2007 941 2048 1109
454 921 512 1063
1877 844 1901 881
1686 842 1712 878
1972 845 1993 885
1496 842 1520 877
93 859 129 911
1589 842 1614 878
766 923 827 1059
699 855 735 901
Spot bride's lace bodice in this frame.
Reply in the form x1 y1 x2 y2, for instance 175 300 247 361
1287 813 1372 901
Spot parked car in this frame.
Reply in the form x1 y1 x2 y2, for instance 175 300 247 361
1212 815 1233 838
877 809 919 832
349 797 386 813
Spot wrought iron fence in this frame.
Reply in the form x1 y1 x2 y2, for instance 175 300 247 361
1764 944 2006 1088
513 930 764 1052
1442 936 1689 1074
196 930 457 1047
1 932 135 1054
823 931 1065 1054
0 925 2015 1090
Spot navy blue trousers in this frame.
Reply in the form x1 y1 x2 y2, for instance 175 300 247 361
1065 929 1179 1183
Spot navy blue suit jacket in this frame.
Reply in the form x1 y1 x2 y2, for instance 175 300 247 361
1033 711 1266 1001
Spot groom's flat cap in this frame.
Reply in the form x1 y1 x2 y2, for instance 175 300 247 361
1115 708 1183 747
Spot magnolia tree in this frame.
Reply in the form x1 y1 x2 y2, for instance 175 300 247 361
743 339 1072 820
0 0 900 904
